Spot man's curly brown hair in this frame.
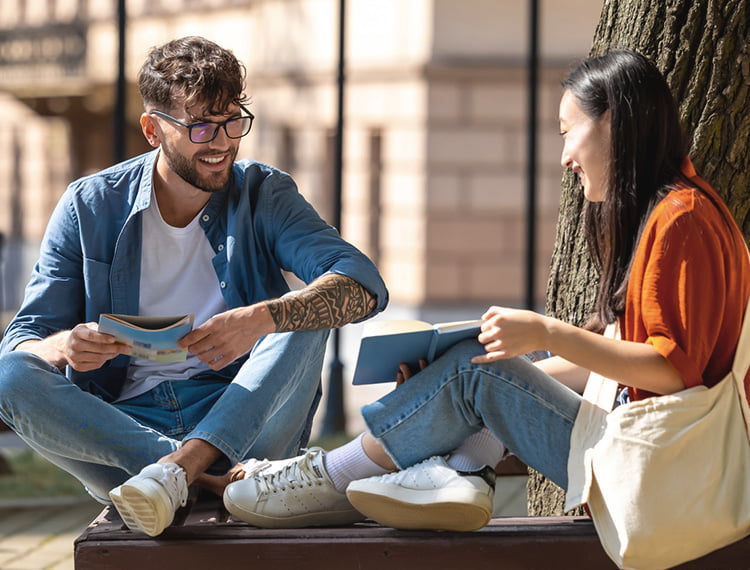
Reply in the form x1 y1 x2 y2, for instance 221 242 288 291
138 36 248 116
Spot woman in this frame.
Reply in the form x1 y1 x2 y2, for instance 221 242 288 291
221 49 750 531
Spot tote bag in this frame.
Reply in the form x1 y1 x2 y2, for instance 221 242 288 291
566 298 750 570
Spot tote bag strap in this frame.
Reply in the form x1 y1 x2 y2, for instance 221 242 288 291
565 324 620 510
581 323 620 410
731 241 750 434
732 295 750 437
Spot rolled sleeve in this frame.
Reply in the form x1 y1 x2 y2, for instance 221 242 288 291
255 170 388 319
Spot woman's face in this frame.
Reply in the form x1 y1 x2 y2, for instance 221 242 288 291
559 90 611 202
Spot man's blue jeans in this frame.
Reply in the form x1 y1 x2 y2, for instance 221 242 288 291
361 339 582 488
0 329 328 503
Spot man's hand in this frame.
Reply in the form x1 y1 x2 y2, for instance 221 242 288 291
16 323 131 372
179 273 375 371
178 305 276 370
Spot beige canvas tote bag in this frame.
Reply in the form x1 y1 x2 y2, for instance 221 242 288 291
566 297 750 570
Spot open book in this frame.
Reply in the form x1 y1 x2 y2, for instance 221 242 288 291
97 314 195 363
352 318 483 385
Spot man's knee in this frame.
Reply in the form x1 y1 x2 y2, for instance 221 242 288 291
264 328 329 354
0 351 62 398
250 329 329 373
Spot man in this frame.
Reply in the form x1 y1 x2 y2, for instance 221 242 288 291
0 36 387 537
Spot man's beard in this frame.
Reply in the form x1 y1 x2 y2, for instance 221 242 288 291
162 143 237 193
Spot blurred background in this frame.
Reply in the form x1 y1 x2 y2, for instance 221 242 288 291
0 0 602 437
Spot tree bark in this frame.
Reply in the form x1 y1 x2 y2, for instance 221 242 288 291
528 0 750 516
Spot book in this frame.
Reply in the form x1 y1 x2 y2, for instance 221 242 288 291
97 313 195 363
352 318 483 385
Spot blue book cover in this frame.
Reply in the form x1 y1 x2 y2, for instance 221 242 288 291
97 313 194 363
352 318 482 385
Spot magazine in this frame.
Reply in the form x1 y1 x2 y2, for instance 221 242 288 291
97 313 195 363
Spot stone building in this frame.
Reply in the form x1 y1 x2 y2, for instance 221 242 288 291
0 0 601 430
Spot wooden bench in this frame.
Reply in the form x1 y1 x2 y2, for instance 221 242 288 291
74 498 750 569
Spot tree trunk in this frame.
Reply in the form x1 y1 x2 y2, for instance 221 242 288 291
528 0 750 516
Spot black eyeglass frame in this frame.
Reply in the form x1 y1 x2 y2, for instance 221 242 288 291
149 105 255 144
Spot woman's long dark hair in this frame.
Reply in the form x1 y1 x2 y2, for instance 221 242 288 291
562 50 689 331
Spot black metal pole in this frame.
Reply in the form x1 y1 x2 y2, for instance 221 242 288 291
320 0 347 436
113 0 127 164
524 0 539 310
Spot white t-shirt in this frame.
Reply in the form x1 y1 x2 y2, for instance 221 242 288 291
117 192 227 402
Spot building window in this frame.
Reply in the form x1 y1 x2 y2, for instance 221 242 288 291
367 128 382 265
278 125 296 175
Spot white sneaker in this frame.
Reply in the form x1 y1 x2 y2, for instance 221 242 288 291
223 447 364 528
346 455 496 531
108 462 188 536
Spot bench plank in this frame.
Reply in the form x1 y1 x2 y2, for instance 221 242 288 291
74 501 750 570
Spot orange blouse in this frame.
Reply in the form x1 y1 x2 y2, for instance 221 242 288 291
624 158 750 401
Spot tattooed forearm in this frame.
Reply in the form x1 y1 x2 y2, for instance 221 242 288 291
264 273 376 332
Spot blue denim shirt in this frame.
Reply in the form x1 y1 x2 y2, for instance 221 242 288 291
0 150 388 400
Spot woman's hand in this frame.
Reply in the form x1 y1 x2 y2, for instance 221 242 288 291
472 307 685 395
472 306 549 364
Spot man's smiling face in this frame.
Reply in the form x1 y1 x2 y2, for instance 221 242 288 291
154 100 242 193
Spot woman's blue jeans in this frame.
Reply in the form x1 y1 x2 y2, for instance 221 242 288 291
361 339 582 488
0 329 328 503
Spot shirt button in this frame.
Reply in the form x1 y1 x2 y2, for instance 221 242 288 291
220 281 227 288
202 214 210 222
218 244 224 251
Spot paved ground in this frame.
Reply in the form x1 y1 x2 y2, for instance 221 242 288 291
0 497 102 570
0 432 102 570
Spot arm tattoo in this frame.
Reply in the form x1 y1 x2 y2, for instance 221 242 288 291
265 273 376 332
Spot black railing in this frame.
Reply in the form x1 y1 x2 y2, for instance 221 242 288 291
320 0 348 436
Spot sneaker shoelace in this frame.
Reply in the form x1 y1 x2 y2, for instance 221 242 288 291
155 464 188 509
255 449 324 495
235 458 272 481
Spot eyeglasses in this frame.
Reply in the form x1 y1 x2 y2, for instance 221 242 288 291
149 105 255 144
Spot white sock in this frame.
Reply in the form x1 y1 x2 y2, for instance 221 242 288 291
323 433 389 492
446 428 506 472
